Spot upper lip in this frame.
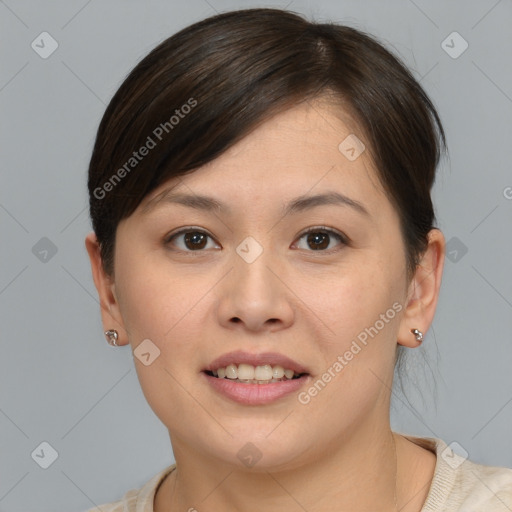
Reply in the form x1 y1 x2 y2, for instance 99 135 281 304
203 350 310 375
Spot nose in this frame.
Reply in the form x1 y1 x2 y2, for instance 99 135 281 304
216 247 295 333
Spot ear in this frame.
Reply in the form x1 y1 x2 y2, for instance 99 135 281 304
397 228 445 348
85 231 129 346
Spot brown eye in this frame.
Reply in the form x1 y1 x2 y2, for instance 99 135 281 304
294 227 347 252
306 232 330 250
165 229 218 251
183 231 208 250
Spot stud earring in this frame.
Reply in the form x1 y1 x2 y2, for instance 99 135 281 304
410 328 423 343
104 329 119 346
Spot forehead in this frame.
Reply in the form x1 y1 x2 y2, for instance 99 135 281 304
140 100 386 216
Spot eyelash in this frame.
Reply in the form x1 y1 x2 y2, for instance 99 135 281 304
164 226 349 254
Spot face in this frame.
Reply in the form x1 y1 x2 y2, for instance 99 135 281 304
103 99 416 470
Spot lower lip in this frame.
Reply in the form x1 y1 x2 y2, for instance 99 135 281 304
202 372 310 405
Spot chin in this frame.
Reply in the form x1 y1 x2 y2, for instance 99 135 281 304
208 431 316 473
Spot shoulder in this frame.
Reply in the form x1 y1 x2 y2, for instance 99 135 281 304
82 488 137 512
403 434 512 511
82 464 176 512
449 457 512 509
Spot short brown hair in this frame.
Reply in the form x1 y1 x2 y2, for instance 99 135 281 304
87 8 447 378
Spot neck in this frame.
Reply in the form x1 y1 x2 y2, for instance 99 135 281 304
156 425 403 512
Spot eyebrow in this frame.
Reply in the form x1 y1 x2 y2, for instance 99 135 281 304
141 190 370 218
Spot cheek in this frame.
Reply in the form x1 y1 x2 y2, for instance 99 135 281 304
298 255 401 349
295 261 402 427
114 240 176 331
114 245 215 362
113 251 209 428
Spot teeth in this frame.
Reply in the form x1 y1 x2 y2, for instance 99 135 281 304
284 369 294 379
238 363 255 380
273 366 285 379
229 378 284 384
210 363 301 381
254 364 273 380
225 364 237 379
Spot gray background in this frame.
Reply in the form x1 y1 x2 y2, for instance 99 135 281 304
1 1 511 511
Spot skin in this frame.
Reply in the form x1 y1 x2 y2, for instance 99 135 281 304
86 98 445 512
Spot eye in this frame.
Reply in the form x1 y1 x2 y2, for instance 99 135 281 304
164 228 219 252
164 226 348 253
293 226 348 252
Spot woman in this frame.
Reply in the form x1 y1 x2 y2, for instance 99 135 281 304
84 7 512 512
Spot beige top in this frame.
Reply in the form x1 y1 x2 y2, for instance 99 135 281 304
84 435 512 511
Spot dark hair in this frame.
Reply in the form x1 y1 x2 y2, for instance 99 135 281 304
88 8 446 279
87 7 447 376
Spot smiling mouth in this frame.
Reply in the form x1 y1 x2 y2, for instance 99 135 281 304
204 370 309 385
202 364 311 405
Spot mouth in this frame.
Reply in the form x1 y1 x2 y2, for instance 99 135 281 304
202 370 310 405
201 352 311 405
203 364 307 384
203 350 310 377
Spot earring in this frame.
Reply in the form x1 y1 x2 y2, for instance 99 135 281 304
104 329 119 346
410 328 423 343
